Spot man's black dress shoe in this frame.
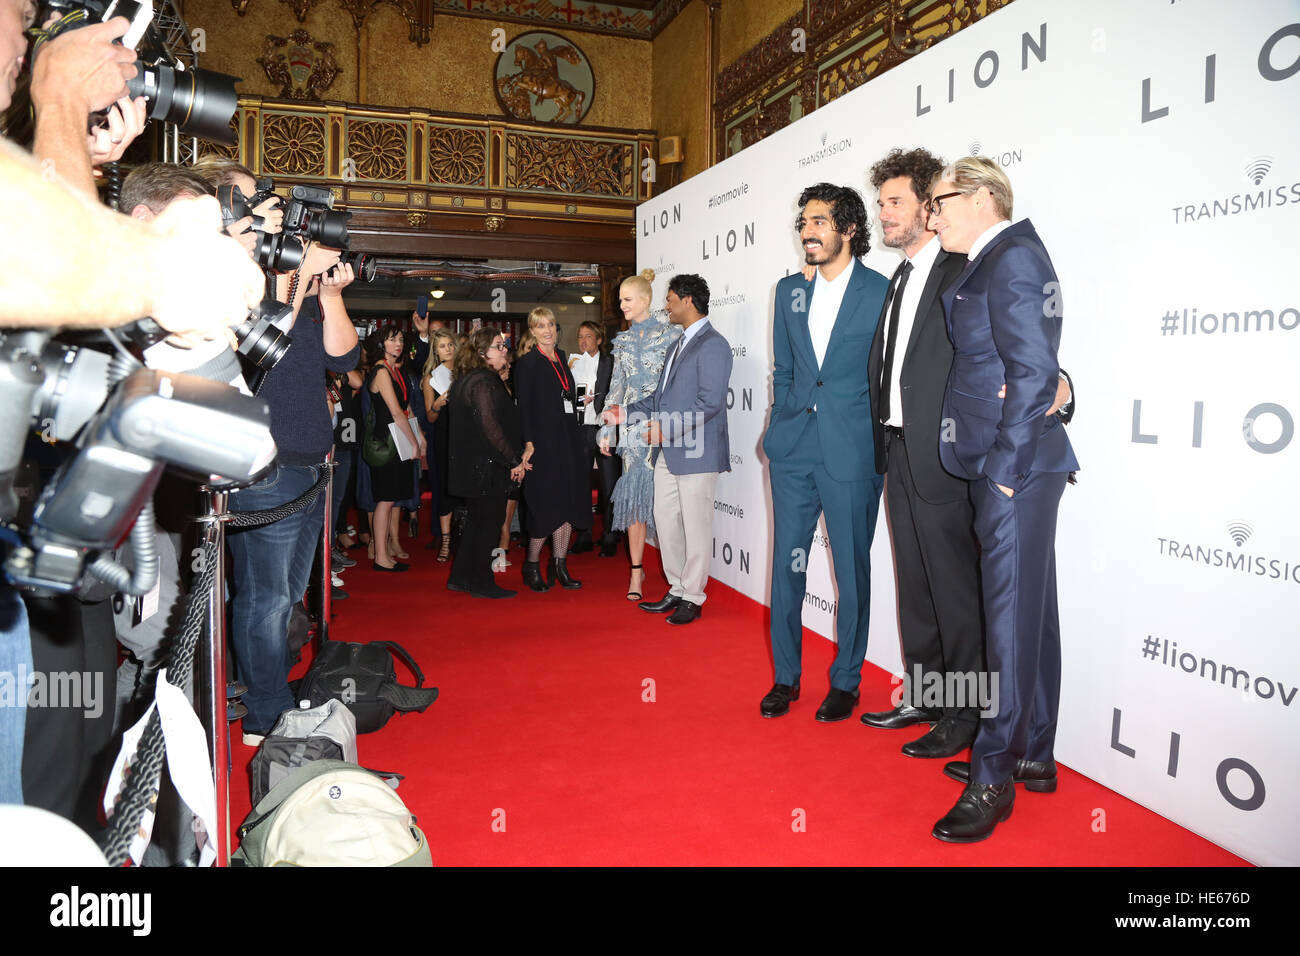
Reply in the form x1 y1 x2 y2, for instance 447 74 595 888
570 537 593 554
943 758 1058 792
666 600 701 625
860 703 936 729
760 682 800 718
815 688 859 722
598 537 619 558
638 592 681 613
932 781 1015 843
471 584 517 599
901 717 977 758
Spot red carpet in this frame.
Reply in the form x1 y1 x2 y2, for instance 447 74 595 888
229 531 1247 866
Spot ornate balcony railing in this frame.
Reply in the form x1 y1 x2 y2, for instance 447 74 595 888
204 97 657 234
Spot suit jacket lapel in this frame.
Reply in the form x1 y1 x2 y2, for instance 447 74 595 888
901 250 952 369
665 322 709 389
821 260 866 369
792 273 818 368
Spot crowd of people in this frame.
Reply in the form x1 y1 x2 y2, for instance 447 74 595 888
328 291 697 604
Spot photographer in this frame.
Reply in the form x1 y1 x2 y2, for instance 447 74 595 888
202 164 361 744
1 0 261 334
0 138 263 335
28 13 144 197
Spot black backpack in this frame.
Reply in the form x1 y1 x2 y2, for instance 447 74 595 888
294 640 439 734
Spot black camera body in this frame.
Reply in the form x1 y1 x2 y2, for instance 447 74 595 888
35 0 240 144
217 179 377 282
216 180 305 274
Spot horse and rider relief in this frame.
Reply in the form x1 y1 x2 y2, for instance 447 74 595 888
495 32 595 125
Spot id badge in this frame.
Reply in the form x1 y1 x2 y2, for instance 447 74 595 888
563 399 574 415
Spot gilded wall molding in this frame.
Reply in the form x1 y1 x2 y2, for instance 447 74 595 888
230 0 690 39
717 0 1014 160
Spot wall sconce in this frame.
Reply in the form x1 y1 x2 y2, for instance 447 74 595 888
581 294 595 304
431 288 446 299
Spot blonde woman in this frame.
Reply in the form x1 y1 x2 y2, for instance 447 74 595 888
421 329 458 560
598 269 682 600
513 307 590 590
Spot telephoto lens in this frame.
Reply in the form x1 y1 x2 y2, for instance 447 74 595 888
340 251 377 282
128 62 241 145
234 299 294 370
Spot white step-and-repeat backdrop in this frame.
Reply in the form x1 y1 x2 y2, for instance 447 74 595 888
635 0 1299 866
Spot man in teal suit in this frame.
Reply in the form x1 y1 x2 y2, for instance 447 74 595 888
761 183 890 722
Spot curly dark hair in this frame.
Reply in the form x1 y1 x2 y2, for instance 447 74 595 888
667 273 710 316
795 183 870 258
868 147 946 203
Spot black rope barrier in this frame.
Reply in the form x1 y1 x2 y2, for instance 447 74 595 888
101 464 331 865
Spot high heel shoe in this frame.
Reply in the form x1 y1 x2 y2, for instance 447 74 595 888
552 557 582 590
626 564 643 601
437 537 450 562
373 560 409 573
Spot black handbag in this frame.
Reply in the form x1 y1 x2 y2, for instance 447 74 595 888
362 404 397 467
293 639 439 734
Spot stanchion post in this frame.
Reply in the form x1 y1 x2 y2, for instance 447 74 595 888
318 454 335 645
198 488 230 867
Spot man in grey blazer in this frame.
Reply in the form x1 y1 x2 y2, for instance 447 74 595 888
603 274 733 625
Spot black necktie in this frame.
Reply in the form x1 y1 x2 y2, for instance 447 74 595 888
879 260 912 424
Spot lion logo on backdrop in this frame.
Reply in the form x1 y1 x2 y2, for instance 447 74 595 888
259 29 341 101
494 31 594 125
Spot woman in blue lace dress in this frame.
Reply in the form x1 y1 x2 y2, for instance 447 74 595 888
599 270 682 601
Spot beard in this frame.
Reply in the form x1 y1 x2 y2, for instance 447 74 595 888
882 209 928 250
803 230 844 264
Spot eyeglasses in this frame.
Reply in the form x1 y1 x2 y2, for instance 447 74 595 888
488 342 509 351
927 191 968 216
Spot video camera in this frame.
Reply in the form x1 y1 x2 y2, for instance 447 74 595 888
33 0 240 145
216 179 377 281
0 322 278 598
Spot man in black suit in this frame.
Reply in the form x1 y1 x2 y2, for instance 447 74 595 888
570 320 621 556
859 149 1074 761
859 148 985 759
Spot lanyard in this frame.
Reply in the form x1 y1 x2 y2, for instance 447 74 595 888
542 350 571 393
383 361 407 404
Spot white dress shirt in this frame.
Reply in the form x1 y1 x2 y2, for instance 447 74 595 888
660 318 709 385
967 219 1012 262
881 235 942 428
807 262 853 368
569 350 600 425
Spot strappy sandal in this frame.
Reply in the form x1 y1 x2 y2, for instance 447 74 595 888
437 537 451 562
626 564 644 601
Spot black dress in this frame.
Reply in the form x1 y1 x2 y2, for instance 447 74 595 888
368 365 415 503
446 368 522 593
513 347 593 539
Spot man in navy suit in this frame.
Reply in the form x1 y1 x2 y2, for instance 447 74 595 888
761 184 890 721
926 157 1079 842
604 274 732 626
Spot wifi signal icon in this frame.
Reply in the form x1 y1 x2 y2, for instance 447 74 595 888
1226 521 1254 546
1243 156 1273 186
969 141 983 156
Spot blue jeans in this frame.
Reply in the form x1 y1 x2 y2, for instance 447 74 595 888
0 585 30 804
227 463 326 733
